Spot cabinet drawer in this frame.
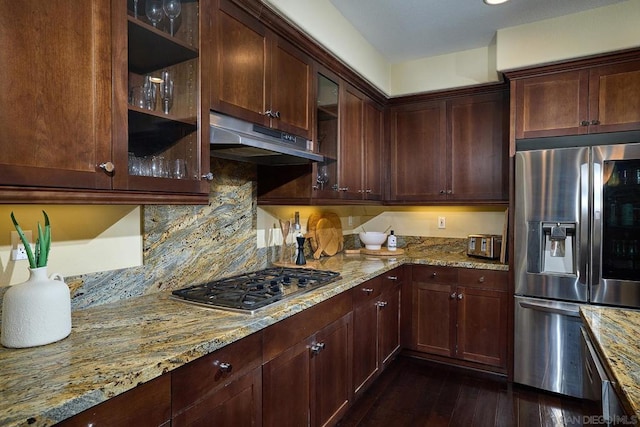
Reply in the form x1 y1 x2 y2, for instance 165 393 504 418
458 269 508 291
411 265 458 284
263 291 352 362
172 332 262 415
352 276 383 306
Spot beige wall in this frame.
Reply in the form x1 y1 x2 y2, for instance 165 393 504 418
0 206 142 286
264 0 640 96
257 205 507 248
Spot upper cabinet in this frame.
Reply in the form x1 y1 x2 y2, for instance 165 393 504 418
0 0 210 203
338 84 383 202
511 58 640 139
210 0 313 139
114 0 210 196
389 88 509 203
0 2 113 192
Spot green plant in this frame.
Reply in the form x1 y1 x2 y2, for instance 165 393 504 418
10 211 51 269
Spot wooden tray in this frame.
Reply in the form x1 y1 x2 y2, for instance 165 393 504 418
345 248 405 256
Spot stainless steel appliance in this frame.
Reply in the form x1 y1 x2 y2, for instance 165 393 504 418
171 267 340 314
514 136 640 398
209 112 324 165
581 328 625 424
466 234 502 259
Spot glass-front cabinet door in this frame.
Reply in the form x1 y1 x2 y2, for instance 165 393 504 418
313 71 339 199
112 0 209 195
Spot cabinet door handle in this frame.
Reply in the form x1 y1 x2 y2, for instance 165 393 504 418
311 342 325 355
580 120 590 126
376 301 388 308
99 161 115 174
457 293 464 300
215 361 233 373
339 187 349 191
447 189 453 195
439 190 446 195
478 276 485 283
201 172 214 181
590 119 600 125
365 189 372 193
362 288 374 295
431 272 437 278
387 275 398 281
263 109 280 118
450 292 457 299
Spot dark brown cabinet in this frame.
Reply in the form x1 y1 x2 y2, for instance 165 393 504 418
409 265 508 372
262 292 352 427
512 59 640 139
352 269 402 397
0 2 112 192
389 88 508 203
211 0 313 140
0 0 209 203
171 332 263 427
57 374 171 427
338 84 383 201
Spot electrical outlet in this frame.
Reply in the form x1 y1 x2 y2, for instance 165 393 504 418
11 244 30 261
10 230 33 261
438 216 446 229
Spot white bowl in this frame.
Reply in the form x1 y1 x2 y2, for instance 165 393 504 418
359 232 387 250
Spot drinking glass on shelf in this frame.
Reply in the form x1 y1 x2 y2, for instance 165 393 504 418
129 86 146 109
159 70 174 114
145 0 164 28
163 0 181 36
173 159 187 179
151 156 168 178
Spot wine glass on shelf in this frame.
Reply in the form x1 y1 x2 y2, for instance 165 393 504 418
163 0 181 36
317 165 329 190
145 0 164 28
159 70 174 114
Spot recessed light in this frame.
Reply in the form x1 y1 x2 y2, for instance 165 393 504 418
484 0 509 4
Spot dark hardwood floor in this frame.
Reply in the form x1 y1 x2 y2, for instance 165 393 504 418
338 356 599 427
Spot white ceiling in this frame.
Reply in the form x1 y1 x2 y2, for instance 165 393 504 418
329 0 627 63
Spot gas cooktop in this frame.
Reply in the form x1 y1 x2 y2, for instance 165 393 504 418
171 267 341 314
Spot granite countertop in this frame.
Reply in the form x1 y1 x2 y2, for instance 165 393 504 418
581 306 640 423
0 251 505 427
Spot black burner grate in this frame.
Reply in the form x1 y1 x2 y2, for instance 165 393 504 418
171 267 341 313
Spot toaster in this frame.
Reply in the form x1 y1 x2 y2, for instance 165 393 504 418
466 234 502 259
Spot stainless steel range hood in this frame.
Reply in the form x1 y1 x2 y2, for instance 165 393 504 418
209 112 323 165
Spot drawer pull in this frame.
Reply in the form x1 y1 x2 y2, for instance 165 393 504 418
362 288 374 295
311 342 325 355
431 272 437 278
478 276 485 283
215 361 233 374
450 292 457 299
457 293 464 300
387 275 398 281
376 301 388 308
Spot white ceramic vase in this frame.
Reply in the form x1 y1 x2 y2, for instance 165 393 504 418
1 267 71 348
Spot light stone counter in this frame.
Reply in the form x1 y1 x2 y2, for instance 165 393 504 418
581 306 640 424
0 252 505 427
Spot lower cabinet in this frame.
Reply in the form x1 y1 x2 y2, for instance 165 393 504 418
56 374 171 427
171 332 263 427
410 265 508 371
352 268 402 396
262 291 353 427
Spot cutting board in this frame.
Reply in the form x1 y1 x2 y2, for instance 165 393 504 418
308 212 343 258
345 248 405 256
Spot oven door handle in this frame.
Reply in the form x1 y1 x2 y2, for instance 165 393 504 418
519 300 581 317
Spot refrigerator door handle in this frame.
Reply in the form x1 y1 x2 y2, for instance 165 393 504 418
518 300 581 318
579 162 590 286
591 160 602 288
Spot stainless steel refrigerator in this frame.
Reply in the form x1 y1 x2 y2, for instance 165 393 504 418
514 138 640 398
